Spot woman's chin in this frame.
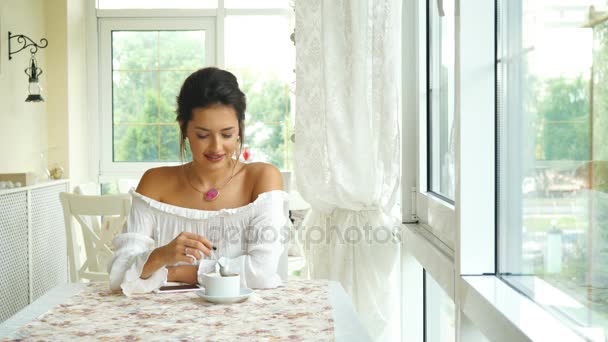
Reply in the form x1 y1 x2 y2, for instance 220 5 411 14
195 159 231 170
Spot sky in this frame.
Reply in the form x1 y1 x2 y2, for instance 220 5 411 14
525 0 608 78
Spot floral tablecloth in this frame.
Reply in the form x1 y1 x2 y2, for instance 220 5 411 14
4 280 335 341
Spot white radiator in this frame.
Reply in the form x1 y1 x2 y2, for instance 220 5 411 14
0 180 69 323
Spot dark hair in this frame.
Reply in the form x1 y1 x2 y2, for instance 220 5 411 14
176 67 246 160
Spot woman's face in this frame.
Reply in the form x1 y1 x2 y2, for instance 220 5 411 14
186 104 240 171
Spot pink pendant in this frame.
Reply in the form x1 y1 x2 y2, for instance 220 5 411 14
204 188 219 201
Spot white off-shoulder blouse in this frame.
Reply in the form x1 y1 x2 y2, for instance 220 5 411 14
108 190 289 296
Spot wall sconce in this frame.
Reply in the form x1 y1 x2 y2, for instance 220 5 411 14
8 32 49 103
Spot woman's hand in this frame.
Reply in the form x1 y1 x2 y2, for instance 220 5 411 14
155 232 214 266
167 265 199 284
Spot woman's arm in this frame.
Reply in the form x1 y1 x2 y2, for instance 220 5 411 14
140 249 166 279
135 168 165 280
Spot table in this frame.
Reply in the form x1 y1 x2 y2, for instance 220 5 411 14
0 280 370 341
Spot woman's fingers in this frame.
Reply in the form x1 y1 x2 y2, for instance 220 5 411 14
184 239 211 258
179 232 214 250
197 236 214 250
174 232 215 261
193 242 211 258
178 253 196 264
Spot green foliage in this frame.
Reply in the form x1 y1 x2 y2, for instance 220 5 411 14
536 76 590 161
593 22 608 162
234 69 291 169
111 31 292 169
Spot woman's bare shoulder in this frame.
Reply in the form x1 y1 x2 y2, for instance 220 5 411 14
247 162 283 200
135 165 184 200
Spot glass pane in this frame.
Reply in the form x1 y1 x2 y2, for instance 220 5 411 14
243 122 287 169
225 15 294 75
113 71 159 123
112 30 206 162
159 125 181 162
159 31 206 69
98 0 217 9
225 0 290 8
113 31 157 70
428 0 456 200
114 125 159 162
498 0 608 337
160 71 192 123
100 182 119 195
424 271 455 342
225 15 295 170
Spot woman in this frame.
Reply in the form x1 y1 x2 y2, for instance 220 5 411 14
109 67 288 295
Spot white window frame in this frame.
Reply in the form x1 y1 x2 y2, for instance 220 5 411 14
402 0 593 340
88 2 294 184
401 0 458 339
98 16 216 179
415 0 457 252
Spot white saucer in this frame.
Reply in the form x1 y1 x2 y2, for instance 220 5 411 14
196 288 254 304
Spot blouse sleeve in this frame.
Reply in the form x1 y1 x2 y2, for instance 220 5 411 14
200 191 289 289
108 194 168 295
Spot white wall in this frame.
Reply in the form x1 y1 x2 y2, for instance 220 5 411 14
46 0 91 187
46 0 69 180
66 0 90 187
0 0 48 175
0 0 91 186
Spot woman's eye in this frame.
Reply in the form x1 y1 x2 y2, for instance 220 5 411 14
222 134 233 139
196 135 209 139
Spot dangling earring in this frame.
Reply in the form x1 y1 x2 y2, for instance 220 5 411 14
234 136 241 160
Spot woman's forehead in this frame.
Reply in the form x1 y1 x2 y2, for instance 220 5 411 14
190 105 238 129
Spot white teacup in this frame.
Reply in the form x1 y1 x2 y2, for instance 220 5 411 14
202 272 240 297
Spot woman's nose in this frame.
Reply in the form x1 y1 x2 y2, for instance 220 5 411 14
208 136 221 150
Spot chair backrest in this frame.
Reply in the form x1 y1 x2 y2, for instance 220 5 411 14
73 182 101 196
60 192 131 282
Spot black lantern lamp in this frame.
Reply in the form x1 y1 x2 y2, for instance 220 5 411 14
25 54 44 102
8 32 48 103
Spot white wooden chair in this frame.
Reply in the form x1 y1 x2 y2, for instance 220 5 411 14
73 182 101 196
60 192 131 282
72 183 103 244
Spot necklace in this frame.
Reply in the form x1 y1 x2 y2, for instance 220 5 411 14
185 160 238 202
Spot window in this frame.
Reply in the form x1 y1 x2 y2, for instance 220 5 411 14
414 0 458 253
99 18 215 176
224 0 291 9
224 15 295 170
427 0 455 201
97 4 295 179
424 270 455 342
97 0 217 9
498 0 608 337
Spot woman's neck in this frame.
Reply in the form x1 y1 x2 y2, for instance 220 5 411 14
188 160 235 189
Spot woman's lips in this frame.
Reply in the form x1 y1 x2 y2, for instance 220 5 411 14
204 154 225 162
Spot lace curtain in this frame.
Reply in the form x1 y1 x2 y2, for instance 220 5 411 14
295 0 402 340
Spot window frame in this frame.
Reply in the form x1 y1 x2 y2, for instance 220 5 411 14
456 0 596 339
426 0 455 204
402 0 595 340
424 268 457 342
98 16 216 178
414 0 457 252
493 0 608 340
92 4 294 182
